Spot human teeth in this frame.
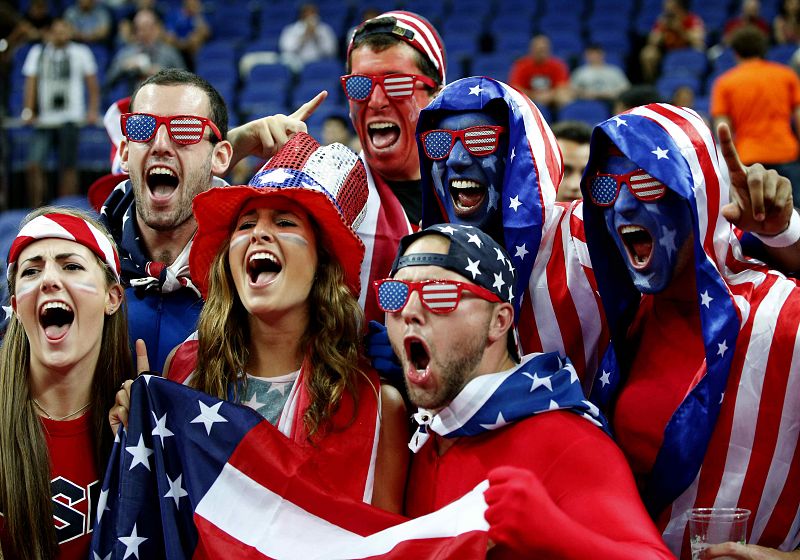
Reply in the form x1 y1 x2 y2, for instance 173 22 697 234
249 252 277 264
368 122 395 130
620 225 645 234
41 302 72 315
148 167 175 176
451 180 482 190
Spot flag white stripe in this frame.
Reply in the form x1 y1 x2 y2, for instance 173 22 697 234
714 283 790 512
662 471 702 554
748 282 800 543
196 463 488 559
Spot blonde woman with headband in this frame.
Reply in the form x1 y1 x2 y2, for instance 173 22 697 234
0 208 132 560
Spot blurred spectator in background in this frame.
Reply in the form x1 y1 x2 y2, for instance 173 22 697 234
322 113 359 151
279 3 337 68
711 26 800 204
163 0 209 71
20 0 53 45
722 0 770 44
640 0 705 82
21 18 99 206
671 84 695 107
106 9 185 94
613 84 662 114
509 34 573 110
774 0 800 44
570 44 630 103
116 0 163 45
63 0 111 46
346 7 381 45
552 120 591 202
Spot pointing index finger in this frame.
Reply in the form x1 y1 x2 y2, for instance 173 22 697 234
289 90 328 122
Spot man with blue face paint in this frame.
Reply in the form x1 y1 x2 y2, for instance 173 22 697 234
582 104 800 558
413 76 800 391
420 108 508 239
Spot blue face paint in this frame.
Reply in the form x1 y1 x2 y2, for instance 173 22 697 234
430 112 507 231
598 153 694 293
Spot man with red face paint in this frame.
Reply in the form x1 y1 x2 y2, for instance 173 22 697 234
343 11 445 322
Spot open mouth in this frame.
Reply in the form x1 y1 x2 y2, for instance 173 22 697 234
449 179 487 216
404 335 432 385
618 224 653 269
368 122 400 150
247 252 282 286
146 166 179 198
39 301 74 340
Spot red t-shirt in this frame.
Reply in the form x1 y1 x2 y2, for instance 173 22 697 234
0 414 99 559
508 56 569 93
612 295 705 479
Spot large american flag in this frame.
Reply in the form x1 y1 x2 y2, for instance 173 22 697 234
418 76 608 389
582 103 800 557
91 376 490 559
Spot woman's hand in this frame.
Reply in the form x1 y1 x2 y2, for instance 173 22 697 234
108 339 150 434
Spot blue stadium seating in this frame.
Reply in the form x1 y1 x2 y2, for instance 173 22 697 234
656 74 701 101
77 125 112 172
662 48 708 77
557 100 610 126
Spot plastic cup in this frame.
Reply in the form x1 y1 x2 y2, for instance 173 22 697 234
688 508 750 559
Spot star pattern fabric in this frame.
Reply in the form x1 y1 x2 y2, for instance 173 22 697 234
91 376 492 558
409 352 608 453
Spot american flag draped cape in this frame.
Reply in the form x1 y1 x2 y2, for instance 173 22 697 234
418 76 608 387
582 103 800 555
91 376 490 559
354 159 415 324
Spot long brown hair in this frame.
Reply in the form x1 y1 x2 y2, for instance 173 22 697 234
192 230 364 439
0 207 132 560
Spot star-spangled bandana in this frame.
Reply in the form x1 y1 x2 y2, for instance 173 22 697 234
580 104 743 517
98 177 226 296
409 352 609 452
390 223 516 304
416 76 563 316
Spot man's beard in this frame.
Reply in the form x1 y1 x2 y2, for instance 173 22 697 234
133 156 211 232
405 328 487 411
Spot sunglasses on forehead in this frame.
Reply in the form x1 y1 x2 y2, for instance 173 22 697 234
374 278 501 314
340 73 436 102
419 126 507 161
588 169 667 207
120 113 222 145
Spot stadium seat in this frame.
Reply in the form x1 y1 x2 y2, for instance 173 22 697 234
662 48 708 77
557 100 610 126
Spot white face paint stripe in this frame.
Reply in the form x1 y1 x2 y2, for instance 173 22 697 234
229 234 250 250
70 280 100 294
276 232 308 246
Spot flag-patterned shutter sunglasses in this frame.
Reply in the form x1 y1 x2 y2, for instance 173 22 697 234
340 73 436 102
374 278 501 314
419 126 507 160
121 113 222 145
588 169 667 207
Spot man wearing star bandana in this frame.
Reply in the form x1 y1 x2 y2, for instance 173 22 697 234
381 223 674 559
343 11 445 321
581 104 800 558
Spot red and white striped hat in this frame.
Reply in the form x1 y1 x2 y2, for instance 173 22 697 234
348 10 447 85
7 213 121 281
189 133 368 298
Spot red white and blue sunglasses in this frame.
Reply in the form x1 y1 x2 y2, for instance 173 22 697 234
340 73 436 102
374 278 501 314
419 126 507 160
121 113 222 145
588 168 667 207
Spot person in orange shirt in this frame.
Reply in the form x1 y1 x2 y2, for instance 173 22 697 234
711 26 800 207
